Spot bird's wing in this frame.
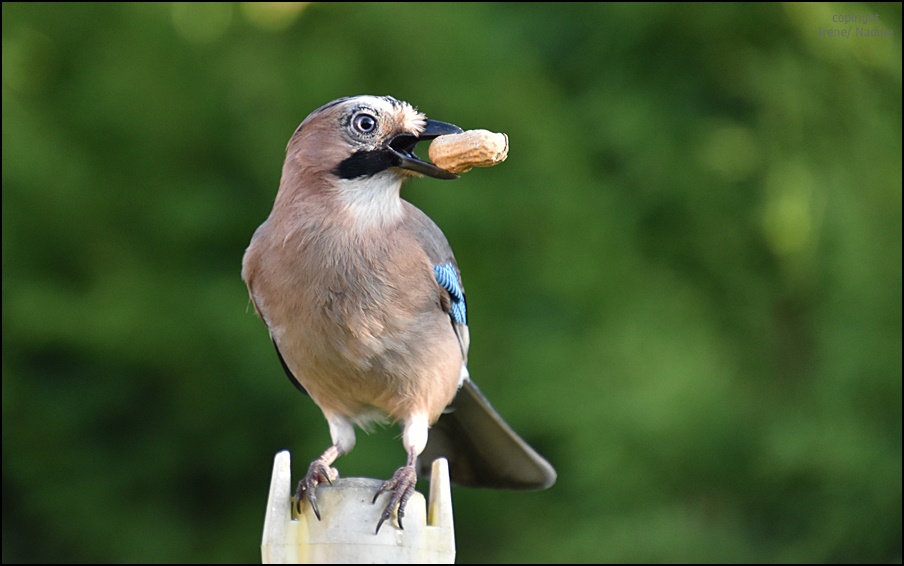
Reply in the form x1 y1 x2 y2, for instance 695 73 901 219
243 227 310 397
432 262 469 363
273 338 309 396
403 201 470 361
403 202 556 490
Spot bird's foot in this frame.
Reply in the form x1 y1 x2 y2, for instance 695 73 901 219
295 457 339 519
372 465 417 533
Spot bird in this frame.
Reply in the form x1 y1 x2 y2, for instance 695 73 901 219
242 95 556 533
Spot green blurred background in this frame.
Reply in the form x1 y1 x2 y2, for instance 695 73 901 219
3 2 901 563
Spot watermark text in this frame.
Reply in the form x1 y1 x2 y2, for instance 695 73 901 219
820 12 894 38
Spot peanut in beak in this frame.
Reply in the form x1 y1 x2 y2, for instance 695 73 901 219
428 129 509 174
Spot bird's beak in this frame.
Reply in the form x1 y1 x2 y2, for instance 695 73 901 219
389 119 464 180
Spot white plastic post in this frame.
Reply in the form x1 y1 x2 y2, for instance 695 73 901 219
261 451 455 564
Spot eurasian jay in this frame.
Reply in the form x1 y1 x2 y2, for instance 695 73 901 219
242 95 555 533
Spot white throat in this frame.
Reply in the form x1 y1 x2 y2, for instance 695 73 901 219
335 171 405 229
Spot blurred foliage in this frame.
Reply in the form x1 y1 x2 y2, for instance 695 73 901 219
2 2 901 563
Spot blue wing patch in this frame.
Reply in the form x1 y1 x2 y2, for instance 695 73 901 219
433 263 467 325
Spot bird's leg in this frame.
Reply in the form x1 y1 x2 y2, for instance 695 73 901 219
372 445 418 533
295 444 341 519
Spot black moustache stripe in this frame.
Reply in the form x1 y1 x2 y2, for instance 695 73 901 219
334 150 399 179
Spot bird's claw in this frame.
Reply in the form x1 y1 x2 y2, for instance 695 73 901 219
295 458 339 519
372 465 417 533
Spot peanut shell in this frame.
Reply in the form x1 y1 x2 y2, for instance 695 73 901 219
428 129 509 174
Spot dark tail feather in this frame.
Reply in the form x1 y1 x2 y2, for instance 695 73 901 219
418 380 556 490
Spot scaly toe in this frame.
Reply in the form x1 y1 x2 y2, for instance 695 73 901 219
373 465 417 533
296 458 339 520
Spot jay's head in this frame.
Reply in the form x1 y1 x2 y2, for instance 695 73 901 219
285 95 463 183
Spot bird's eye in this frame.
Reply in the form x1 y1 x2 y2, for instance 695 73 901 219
352 113 377 134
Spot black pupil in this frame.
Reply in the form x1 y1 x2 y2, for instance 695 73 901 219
355 114 375 132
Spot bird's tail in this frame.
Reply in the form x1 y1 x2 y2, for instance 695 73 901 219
418 380 557 490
